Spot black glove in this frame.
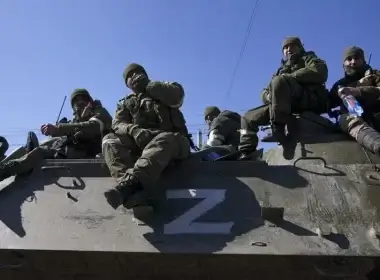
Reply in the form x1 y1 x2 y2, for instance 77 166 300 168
129 125 153 149
130 74 150 93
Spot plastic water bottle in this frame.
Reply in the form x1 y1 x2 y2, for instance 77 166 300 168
204 152 221 161
338 87 364 117
340 94 364 117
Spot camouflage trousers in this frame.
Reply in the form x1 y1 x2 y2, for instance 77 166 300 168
102 132 190 189
239 75 324 153
0 138 88 177
338 113 380 155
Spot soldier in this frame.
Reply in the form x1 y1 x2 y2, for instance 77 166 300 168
0 89 112 181
239 36 329 159
102 63 190 209
203 106 241 150
329 46 380 155
0 136 9 161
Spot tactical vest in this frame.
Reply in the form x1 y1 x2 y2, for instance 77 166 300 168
125 94 189 136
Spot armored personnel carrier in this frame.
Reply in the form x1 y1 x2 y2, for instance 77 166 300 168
0 112 379 279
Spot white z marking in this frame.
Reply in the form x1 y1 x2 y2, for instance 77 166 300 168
164 189 234 235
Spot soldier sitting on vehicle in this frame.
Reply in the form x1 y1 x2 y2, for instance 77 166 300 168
329 46 380 156
238 36 329 160
203 106 241 151
102 63 190 210
0 88 112 181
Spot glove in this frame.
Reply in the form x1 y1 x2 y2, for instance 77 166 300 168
129 125 152 149
129 74 150 93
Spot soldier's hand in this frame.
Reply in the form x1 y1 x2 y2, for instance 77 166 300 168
129 126 152 149
81 102 93 119
263 91 271 104
358 74 375 86
129 73 150 93
40 123 58 136
338 87 361 97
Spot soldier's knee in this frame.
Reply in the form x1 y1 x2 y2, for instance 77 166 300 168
339 114 366 138
271 74 297 90
102 133 121 154
271 75 286 85
156 132 177 145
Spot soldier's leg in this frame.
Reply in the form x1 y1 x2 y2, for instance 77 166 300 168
239 105 270 157
270 75 304 124
132 132 190 189
102 133 147 209
0 146 56 181
102 133 139 184
104 132 190 209
268 75 304 145
339 114 380 155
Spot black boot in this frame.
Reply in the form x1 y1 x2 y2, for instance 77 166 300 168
25 131 39 153
0 136 9 161
104 175 151 209
0 160 21 181
356 125 380 155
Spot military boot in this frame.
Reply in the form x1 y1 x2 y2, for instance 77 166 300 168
25 131 39 153
104 175 152 210
0 160 22 182
356 125 380 156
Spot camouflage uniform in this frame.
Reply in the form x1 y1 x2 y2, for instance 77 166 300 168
0 136 9 161
203 106 241 150
239 37 329 156
103 63 190 209
0 89 112 181
329 46 380 155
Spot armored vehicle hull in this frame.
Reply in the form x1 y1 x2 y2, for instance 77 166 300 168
0 113 379 279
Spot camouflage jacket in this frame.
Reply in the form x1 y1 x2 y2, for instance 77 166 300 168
209 110 241 147
112 81 189 137
329 66 380 113
260 51 328 105
52 100 112 154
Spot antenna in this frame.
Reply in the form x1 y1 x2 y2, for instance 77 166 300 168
55 96 67 124
368 53 372 65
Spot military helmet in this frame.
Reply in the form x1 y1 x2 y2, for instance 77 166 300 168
204 106 221 119
70 88 93 107
342 46 365 62
122 63 147 82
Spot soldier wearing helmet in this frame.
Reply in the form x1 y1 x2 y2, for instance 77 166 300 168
102 63 190 210
0 88 112 182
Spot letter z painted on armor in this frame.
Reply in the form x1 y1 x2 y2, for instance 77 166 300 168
164 189 234 235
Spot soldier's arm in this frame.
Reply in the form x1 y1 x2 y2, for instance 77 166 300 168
54 107 112 136
328 82 343 109
357 86 380 100
206 116 237 147
111 99 134 136
146 81 184 108
290 54 328 84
